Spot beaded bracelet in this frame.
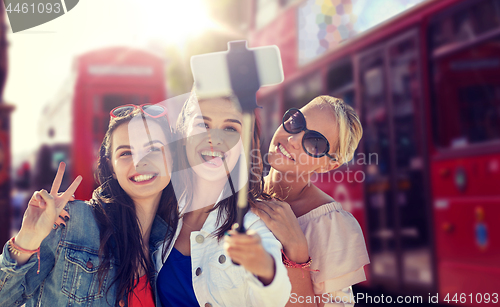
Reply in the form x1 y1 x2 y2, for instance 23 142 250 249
8 237 40 274
281 249 319 278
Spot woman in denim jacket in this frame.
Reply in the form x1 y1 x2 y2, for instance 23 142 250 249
0 106 178 306
253 96 370 306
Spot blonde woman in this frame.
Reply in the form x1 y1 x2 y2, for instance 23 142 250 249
0 106 178 306
254 96 370 306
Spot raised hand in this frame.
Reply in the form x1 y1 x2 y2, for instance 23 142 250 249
252 200 309 263
16 162 82 250
53 190 75 229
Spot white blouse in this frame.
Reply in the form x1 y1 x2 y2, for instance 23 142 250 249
155 205 292 307
298 202 370 306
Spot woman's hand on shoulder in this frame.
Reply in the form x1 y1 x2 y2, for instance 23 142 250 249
16 162 82 250
224 228 275 286
251 200 309 263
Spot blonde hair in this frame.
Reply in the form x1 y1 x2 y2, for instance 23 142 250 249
312 95 363 165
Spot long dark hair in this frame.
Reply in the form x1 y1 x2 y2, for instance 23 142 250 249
90 109 179 306
174 89 268 241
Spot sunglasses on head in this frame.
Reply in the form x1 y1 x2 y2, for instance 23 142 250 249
110 104 167 119
282 108 337 161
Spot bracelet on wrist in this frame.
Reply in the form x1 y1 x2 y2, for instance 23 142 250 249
8 237 40 274
281 249 319 278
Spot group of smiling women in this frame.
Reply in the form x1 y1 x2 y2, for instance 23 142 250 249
0 84 369 307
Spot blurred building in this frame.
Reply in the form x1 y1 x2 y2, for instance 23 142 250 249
249 0 500 305
0 4 13 246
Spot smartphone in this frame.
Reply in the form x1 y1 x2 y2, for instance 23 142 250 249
190 41 284 99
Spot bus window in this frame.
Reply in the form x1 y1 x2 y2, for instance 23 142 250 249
388 33 432 287
458 85 500 144
432 0 500 51
284 72 322 110
359 49 398 281
432 36 500 149
327 60 355 108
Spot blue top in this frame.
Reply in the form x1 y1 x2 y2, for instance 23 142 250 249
158 247 198 307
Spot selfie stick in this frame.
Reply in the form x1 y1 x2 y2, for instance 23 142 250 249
225 41 261 234
191 41 284 235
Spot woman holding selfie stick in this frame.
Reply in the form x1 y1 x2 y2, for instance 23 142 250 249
253 96 370 306
156 90 291 307
0 105 177 307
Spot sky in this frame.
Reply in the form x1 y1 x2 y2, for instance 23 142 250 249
4 0 425 166
4 0 215 164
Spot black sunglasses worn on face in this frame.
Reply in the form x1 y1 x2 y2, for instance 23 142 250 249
282 108 337 161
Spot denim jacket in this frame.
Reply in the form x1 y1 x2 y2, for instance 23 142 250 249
0 200 170 307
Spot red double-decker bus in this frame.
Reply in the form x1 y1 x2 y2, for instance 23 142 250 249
250 0 500 304
34 47 166 200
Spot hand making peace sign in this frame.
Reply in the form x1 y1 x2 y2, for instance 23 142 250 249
18 162 82 249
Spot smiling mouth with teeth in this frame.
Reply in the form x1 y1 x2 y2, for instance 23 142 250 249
278 143 295 161
200 150 226 165
130 173 158 182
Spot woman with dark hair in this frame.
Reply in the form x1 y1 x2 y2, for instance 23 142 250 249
0 105 178 306
155 90 291 307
